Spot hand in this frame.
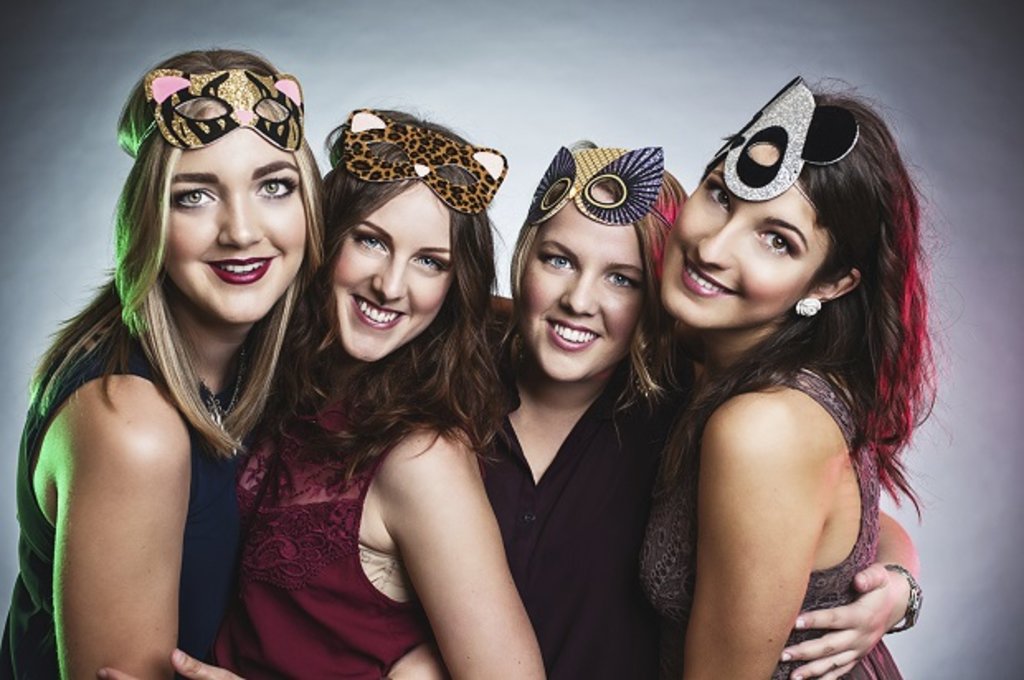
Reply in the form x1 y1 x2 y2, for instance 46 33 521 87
98 649 244 680
781 563 903 680
387 642 450 679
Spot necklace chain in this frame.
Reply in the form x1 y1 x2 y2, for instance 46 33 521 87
202 348 246 427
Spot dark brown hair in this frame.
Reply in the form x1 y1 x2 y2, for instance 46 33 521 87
267 110 504 474
659 88 935 511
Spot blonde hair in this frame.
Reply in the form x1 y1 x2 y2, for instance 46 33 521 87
35 49 323 458
508 158 684 409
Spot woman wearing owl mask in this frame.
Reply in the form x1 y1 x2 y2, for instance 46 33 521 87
3 49 322 678
482 140 921 680
640 78 932 679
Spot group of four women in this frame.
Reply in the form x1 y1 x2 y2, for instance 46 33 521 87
3 47 931 679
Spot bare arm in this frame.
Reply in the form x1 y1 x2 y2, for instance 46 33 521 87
38 377 191 679
372 432 544 680
780 512 920 679
682 391 850 679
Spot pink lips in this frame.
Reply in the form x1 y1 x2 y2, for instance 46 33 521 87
352 296 403 330
209 258 273 285
547 319 598 352
680 256 734 298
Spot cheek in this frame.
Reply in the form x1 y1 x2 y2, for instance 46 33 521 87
520 268 561 323
605 294 644 341
411 273 453 320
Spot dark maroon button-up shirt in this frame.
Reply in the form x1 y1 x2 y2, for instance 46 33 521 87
484 375 683 679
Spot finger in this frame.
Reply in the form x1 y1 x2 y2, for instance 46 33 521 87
793 605 847 633
818 661 857 680
852 563 890 593
97 669 139 680
783 630 857 661
171 649 242 680
789 650 859 680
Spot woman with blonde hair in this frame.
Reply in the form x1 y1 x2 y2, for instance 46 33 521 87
2 48 322 678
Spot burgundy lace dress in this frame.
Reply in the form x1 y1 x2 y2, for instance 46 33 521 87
639 372 902 679
213 404 432 679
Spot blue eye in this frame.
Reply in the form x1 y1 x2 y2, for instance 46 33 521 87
541 254 572 270
608 272 639 288
357 235 386 251
415 255 449 272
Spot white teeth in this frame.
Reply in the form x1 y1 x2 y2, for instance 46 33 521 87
218 261 264 274
358 299 399 324
553 323 596 344
686 263 727 293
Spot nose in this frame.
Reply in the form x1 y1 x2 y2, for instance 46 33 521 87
560 273 599 316
218 196 262 249
693 217 735 270
371 258 407 303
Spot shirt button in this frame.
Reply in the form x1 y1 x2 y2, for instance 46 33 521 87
521 512 536 524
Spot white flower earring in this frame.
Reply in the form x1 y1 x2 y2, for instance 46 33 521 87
795 298 822 317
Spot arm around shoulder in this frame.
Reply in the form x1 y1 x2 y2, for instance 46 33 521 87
37 375 193 679
374 432 544 680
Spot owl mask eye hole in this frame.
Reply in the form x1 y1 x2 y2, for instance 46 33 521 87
540 177 572 211
254 98 291 123
175 97 230 121
585 175 627 209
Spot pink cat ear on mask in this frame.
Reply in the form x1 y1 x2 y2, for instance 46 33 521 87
274 78 302 105
150 75 191 104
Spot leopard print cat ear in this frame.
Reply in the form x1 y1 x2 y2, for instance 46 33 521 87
340 108 508 214
144 68 305 151
527 145 665 226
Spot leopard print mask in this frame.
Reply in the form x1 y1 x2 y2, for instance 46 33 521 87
145 68 304 151
527 146 665 226
338 109 508 215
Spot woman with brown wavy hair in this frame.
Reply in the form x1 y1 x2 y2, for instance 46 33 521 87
641 77 933 679
208 109 544 679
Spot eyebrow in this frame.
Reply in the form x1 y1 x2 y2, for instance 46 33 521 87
172 172 218 184
253 160 300 180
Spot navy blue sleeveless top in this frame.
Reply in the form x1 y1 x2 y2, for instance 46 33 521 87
2 344 240 679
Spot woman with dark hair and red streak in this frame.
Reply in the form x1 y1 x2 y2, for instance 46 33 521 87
485 140 921 680
641 77 933 679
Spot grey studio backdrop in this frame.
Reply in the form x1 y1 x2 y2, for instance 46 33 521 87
1 0 1021 676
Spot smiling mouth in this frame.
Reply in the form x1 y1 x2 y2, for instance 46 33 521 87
683 258 735 296
209 258 272 284
549 321 598 349
354 296 402 328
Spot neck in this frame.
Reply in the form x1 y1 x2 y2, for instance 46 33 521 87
168 299 250 392
515 357 610 417
700 323 778 375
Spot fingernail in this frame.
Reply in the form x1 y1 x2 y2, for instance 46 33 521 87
781 651 792 662
794 617 806 629
172 649 185 664
97 671 109 680
793 674 803 680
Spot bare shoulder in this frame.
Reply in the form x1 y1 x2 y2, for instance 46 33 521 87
703 388 847 473
46 374 192 481
376 430 478 491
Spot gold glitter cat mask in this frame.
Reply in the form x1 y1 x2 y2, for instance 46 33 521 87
704 76 859 202
527 146 665 226
337 109 508 215
144 68 304 151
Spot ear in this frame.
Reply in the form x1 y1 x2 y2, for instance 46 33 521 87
150 75 190 104
274 77 303 105
473 150 507 180
811 267 861 303
350 110 387 133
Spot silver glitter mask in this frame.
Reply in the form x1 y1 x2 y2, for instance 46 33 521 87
707 77 859 202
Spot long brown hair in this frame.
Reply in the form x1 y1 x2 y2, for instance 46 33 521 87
267 110 504 474
659 88 935 511
32 49 323 458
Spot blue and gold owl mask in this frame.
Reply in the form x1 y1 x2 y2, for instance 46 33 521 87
527 146 665 226
144 68 305 151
